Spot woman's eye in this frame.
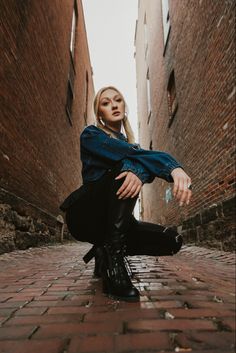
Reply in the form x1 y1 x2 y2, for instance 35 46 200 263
116 98 122 102
102 102 109 106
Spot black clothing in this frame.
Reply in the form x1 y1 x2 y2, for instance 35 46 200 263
63 161 182 257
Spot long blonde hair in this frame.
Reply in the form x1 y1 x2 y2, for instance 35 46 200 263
93 86 136 144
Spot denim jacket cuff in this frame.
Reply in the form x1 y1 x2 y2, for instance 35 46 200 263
120 163 150 184
164 163 184 182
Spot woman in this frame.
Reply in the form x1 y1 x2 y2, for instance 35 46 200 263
60 85 192 302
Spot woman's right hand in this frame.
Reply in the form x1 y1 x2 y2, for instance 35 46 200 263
115 171 142 199
171 168 192 206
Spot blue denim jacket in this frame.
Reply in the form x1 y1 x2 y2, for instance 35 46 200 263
80 124 183 184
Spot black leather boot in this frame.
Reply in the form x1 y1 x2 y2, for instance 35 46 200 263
93 246 103 278
92 245 134 279
100 233 139 301
93 254 101 278
99 171 140 302
83 164 140 301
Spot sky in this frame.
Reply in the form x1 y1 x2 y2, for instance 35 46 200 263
82 0 139 140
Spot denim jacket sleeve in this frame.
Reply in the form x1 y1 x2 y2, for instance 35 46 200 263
80 125 183 183
120 158 155 184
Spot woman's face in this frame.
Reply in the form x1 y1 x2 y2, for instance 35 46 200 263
98 89 125 127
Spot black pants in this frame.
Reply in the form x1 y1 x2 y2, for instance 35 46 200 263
65 162 183 257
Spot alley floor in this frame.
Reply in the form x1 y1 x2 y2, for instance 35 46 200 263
0 242 235 353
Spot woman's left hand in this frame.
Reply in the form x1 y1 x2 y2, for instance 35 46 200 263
115 171 142 199
171 167 192 206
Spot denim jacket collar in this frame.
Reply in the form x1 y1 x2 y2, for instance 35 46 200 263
98 124 128 142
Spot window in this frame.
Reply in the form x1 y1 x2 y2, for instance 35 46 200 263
66 81 74 126
144 13 149 60
167 70 178 127
146 68 152 123
161 0 171 54
149 140 153 150
66 1 78 124
70 1 78 60
84 71 89 124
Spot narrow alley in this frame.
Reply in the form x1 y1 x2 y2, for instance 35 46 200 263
1 0 235 352
0 242 235 352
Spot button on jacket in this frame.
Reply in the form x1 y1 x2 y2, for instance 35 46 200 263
80 124 183 184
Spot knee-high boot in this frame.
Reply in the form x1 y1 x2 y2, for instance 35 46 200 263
100 192 140 302
83 170 140 302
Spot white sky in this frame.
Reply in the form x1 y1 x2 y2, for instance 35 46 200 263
82 0 139 141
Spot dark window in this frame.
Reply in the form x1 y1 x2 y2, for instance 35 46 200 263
66 1 78 125
144 13 148 60
146 67 152 124
84 71 89 123
167 70 178 127
66 81 74 126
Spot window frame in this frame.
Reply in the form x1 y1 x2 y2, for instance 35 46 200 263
167 70 178 128
161 0 171 55
65 0 78 125
146 67 152 124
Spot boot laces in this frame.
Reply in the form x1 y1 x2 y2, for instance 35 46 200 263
106 244 132 283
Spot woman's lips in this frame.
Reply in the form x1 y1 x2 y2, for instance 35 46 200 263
112 111 120 116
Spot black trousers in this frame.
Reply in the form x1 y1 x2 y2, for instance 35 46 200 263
65 162 183 257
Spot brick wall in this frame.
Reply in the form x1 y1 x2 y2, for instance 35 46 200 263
135 0 235 250
1 0 95 252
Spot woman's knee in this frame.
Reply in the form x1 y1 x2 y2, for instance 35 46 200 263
173 233 183 254
163 227 183 254
126 222 183 256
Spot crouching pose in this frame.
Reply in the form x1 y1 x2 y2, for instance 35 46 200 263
60 86 192 302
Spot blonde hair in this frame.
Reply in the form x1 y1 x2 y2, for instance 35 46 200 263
93 86 136 144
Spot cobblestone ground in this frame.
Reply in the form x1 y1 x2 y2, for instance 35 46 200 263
0 242 235 353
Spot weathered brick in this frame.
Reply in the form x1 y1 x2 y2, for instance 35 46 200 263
136 0 235 251
152 300 183 308
0 309 16 317
126 319 216 332
83 308 161 322
0 325 38 340
177 331 235 351
222 196 236 217
47 307 90 315
68 336 114 353
0 241 235 352
167 308 235 319
14 307 48 316
1 0 94 253
221 318 236 331
115 332 170 351
33 322 123 339
0 339 65 353
3 314 84 326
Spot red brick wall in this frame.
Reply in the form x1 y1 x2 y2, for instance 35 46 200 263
1 0 94 217
135 0 235 250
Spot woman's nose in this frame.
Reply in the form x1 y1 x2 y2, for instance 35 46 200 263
111 101 118 109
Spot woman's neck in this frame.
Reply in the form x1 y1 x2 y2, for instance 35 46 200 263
104 122 121 134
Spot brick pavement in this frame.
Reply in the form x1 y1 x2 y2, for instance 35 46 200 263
0 242 235 353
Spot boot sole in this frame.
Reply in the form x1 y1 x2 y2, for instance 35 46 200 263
106 292 140 302
102 278 139 301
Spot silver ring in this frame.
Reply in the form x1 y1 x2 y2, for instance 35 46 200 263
187 184 193 190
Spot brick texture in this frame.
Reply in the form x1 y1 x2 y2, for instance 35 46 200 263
1 0 95 252
0 243 234 352
135 0 235 250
